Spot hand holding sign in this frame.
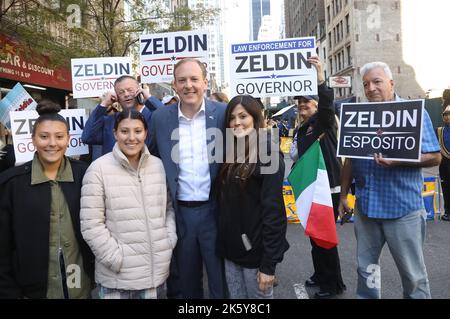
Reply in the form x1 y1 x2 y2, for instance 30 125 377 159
374 152 398 168
307 56 325 84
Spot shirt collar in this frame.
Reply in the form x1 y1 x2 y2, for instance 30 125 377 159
178 99 205 120
31 154 74 185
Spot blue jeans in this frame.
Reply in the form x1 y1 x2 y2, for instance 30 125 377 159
354 208 431 299
224 259 273 299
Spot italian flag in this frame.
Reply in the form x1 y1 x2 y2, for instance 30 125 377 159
287 140 338 249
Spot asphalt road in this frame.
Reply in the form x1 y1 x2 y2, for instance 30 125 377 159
275 158 450 299
273 219 450 299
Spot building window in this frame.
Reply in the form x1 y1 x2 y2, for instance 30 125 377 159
327 6 331 24
336 24 341 43
376 34 380 41
345 14 350 35
329 57 333 74
356 34 359 42
329 32 332 48
346 45 351 66
337 52 342 71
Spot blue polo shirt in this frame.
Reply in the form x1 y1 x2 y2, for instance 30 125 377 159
352 101 440 219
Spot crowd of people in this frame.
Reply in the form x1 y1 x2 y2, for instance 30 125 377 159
0 55 448 300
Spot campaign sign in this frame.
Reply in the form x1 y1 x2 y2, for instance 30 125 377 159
229 37 317 98
140 30 209 84
10 109 88 163
337 100 424 162
71 57 132 98
0 83 37 128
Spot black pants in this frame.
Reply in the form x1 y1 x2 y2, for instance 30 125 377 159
440 157 450 214
309 193 346 293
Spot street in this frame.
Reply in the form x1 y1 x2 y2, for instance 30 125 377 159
274 219 450 299
274 157 450 299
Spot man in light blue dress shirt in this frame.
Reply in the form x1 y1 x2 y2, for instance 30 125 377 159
339 62 441 299
149 59 226 298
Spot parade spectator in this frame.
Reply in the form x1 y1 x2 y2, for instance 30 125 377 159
81 76 163 155
339 61 441 299
162 95 178 106
437 104 450 221
289 56 346 299
149 58 227 298
0 100 94 299
217 95 289 299
210 92 230 104
0 125 15 173
80 109 176 299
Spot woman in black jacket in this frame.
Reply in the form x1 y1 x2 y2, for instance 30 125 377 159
289 56 346 299
217 95 289 299
0 100 94 299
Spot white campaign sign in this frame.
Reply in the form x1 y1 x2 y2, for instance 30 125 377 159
10 109 88 164
229 37 317 98
0 83 37 128
140 30 209 84
71 57 132 98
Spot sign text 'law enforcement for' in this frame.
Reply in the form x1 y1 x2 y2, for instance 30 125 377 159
337 100 424 162
230 37 317 98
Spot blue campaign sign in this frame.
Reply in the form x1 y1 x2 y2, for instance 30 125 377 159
337 100 424 162
229 37 317 98
0 82 36 129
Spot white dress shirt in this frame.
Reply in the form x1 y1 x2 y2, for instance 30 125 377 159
177 100 211 201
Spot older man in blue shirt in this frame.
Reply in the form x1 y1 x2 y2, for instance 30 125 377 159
339 62 441 299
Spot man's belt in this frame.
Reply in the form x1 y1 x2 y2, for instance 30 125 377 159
178 200 209 208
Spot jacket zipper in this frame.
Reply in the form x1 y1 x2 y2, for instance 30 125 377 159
136 169 155 289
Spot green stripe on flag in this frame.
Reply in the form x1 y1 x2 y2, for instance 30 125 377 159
287 140 326 200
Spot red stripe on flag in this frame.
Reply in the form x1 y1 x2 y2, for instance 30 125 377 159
305 202 338 249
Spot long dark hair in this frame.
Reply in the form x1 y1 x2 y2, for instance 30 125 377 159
218 95 265 189
32 100 69 137
114 109 148 131
443 89 450 108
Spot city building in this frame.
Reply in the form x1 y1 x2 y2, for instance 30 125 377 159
284 0 450 102
250 0 271 41
188 0 225 91
0 1 88 105
284 0 325 41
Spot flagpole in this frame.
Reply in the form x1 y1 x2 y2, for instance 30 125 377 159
318 133 325 141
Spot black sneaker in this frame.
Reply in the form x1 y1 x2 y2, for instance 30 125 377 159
442 214 450 221
305 278 319 287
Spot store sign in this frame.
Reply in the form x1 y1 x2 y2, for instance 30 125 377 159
10 109 88 163
329 76 351 88
0 34 72 91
